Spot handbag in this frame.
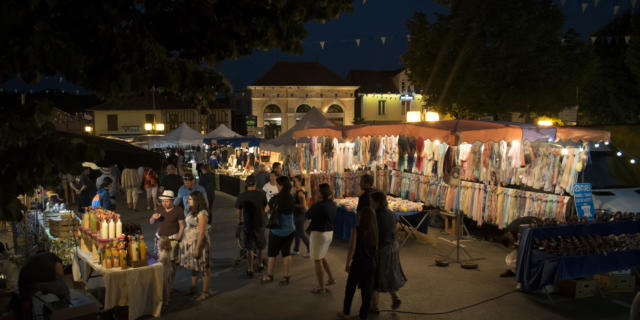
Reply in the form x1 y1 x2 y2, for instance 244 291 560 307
266 199 280 229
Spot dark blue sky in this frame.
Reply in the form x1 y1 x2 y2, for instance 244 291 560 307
0 0 634 94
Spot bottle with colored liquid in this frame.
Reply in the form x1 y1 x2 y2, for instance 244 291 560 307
120 243 128 269
130 236 139 266
115 215 122 238
112 241 120 268
139 235 147 266
104 245 112 268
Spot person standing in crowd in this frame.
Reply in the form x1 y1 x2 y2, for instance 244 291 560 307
143 167 160 211
306 183 336 295
235 175 268 278
73 167 94 212
121 166 141 211
111 164 121 194
291 175 310 257
357 174 376 211
167 149 178 167
59 173 73 206
179 191 212 302
272 162 282 176
150 190 184 299
93 177 114 210
254 164 270 190
261 176 296 285
370 191 406 312
175 173 208 216
159 164 183 196
199 165 216 224
338 207 378 320
208 152 219 170
177 150 185 168
262 171 279 202
96 167 114 190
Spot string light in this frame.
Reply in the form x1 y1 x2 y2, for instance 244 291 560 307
617 151 623 157
604 141 610 145
561 148 569 155
594 143 600 148
631 158 637 164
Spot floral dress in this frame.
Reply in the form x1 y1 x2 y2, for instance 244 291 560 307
179 210 211 272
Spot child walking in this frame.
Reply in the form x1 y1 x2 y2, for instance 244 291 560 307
158 236 175 308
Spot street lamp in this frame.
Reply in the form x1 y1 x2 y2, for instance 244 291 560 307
84 125 93 133
155 123 165 132
144 123 153 131
425 111 440 122
406 111 421 123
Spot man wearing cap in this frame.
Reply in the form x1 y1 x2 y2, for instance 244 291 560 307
150 190 185 263
253 164 270 190
235 175 268 277
174 173 208 216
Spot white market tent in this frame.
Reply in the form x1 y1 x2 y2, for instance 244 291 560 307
261 107 336 153
149 122 204 148
204 124 242 140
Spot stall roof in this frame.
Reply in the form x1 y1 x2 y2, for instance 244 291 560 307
149 122 203 148
214 137 263 147
261 107 336 152
556 127 611 142
204 124 242 140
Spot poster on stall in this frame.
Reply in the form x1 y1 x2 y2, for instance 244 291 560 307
573 183 595 220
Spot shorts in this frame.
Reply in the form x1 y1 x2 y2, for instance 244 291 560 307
267 232 294 258
244 228 266 251
145 186 158 198
309 231 333 260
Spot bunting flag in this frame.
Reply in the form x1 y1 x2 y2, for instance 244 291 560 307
614 4 620 14
381 36 386 45
594 0 600 7
320 41 325 49
582 2 588 13
561 0 566 6
626 35 632 44
355 38 360 46
591 36 597 44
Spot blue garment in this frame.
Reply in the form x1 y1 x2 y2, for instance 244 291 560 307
174 184 209 216
268 192 296 237
93 188 112 210
271 213 295 237
208 158 219 169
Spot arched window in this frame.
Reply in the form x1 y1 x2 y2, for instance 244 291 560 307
326 104 343 113
296 104 311 113
264 104 281 113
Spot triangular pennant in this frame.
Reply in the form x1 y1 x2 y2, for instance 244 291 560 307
591 36 597 44
381 36 386 45
594 0 600 7
561 0 566 6
582 2 588 13
406 34 411 42
355 38 360 46
320 41 325 49
626 35 632 44
614 5 620 14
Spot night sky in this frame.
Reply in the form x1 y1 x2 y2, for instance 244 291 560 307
0 0 634 94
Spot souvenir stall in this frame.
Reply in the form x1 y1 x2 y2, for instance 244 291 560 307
210 137 263 196
292 120 611 239
28 205 79 267
72 207 162 320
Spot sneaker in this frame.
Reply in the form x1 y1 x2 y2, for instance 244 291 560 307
291 251 299 256
500 270 516 278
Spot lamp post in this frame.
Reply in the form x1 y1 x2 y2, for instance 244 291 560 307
144 122 165 134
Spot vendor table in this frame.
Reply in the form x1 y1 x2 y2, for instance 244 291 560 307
334 207 428 242
516 221 640 292
29 210 78 266
217 174 246 196
72 248 163 320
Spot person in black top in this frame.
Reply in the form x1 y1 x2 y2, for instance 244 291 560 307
235 175 268 278
370 191 406 312
338 207 378 320
199 164 216 224
159 164 183 196
500 216 542 277
18 251 69 302
357 174 375 212
306 183 337 294
292 175 310 256
262 176 296 285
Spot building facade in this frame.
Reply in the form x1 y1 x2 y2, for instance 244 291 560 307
247 61 359 138
347 69 424 123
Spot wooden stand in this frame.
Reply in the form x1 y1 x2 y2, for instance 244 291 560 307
440 211 457 235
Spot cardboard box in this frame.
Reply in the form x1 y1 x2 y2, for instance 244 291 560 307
595 274 636 293
554 279 597 298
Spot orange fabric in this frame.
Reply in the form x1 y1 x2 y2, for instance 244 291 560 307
555 127 610 142
292 127 344 139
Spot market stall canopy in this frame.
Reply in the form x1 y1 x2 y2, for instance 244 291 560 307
204 124 242 142
422 120 523 144
261 107 336 153
148 122 203 148
344 123 453 142
57 132 164 172
555 127 610 142
215 137 263 147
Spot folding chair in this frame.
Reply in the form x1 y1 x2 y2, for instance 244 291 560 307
395 210 429 248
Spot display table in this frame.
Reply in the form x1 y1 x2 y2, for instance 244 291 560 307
334 207 428 241
217 174 246 196
29 210 79 266
72 248 163 320
516 221 640 292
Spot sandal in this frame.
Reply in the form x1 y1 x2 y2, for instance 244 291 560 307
261 275 274 283
311 287 329 295
195 291 211 302
279 276 291 286
326 278 336 286
186 286 197 296
392 297 402 310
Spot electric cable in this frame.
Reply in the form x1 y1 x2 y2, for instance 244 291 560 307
379 289 519 316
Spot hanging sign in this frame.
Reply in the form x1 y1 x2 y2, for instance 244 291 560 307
246 115 257 128
573 183 595 220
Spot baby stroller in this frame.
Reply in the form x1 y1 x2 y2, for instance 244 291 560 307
232 223 248 268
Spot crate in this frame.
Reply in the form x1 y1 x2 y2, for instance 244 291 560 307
595 274 636 293
554 279 597 298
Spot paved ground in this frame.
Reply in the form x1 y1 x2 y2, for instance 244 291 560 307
99 190 636 320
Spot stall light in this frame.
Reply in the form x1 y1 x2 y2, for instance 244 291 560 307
425 111 440 122
201 130 205 134
631 158 637 164
144 123 153 131
84 125 93 133
561 148 569 155
547 137 554 142
406 111 421 123
617 151 623 157
604 141 610 145
155 123 165 131
511 140 520 147
537 119 553 127
594 143 600 148
434 139 440 145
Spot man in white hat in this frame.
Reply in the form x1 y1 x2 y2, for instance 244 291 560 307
150 190 184 263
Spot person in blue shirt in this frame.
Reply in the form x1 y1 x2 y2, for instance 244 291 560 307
92 177 114 210
174 173 208 216
208 152 219 170
261 176 295 286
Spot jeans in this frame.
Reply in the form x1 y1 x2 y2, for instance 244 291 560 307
293 215 309 253
343 261 375 319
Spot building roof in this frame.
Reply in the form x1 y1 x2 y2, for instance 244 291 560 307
251 61 356 87
90 93 193 111
346 69 403 93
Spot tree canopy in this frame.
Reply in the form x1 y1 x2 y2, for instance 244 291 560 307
403 0 573 119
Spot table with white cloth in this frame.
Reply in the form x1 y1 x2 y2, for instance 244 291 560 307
72 248 163 320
